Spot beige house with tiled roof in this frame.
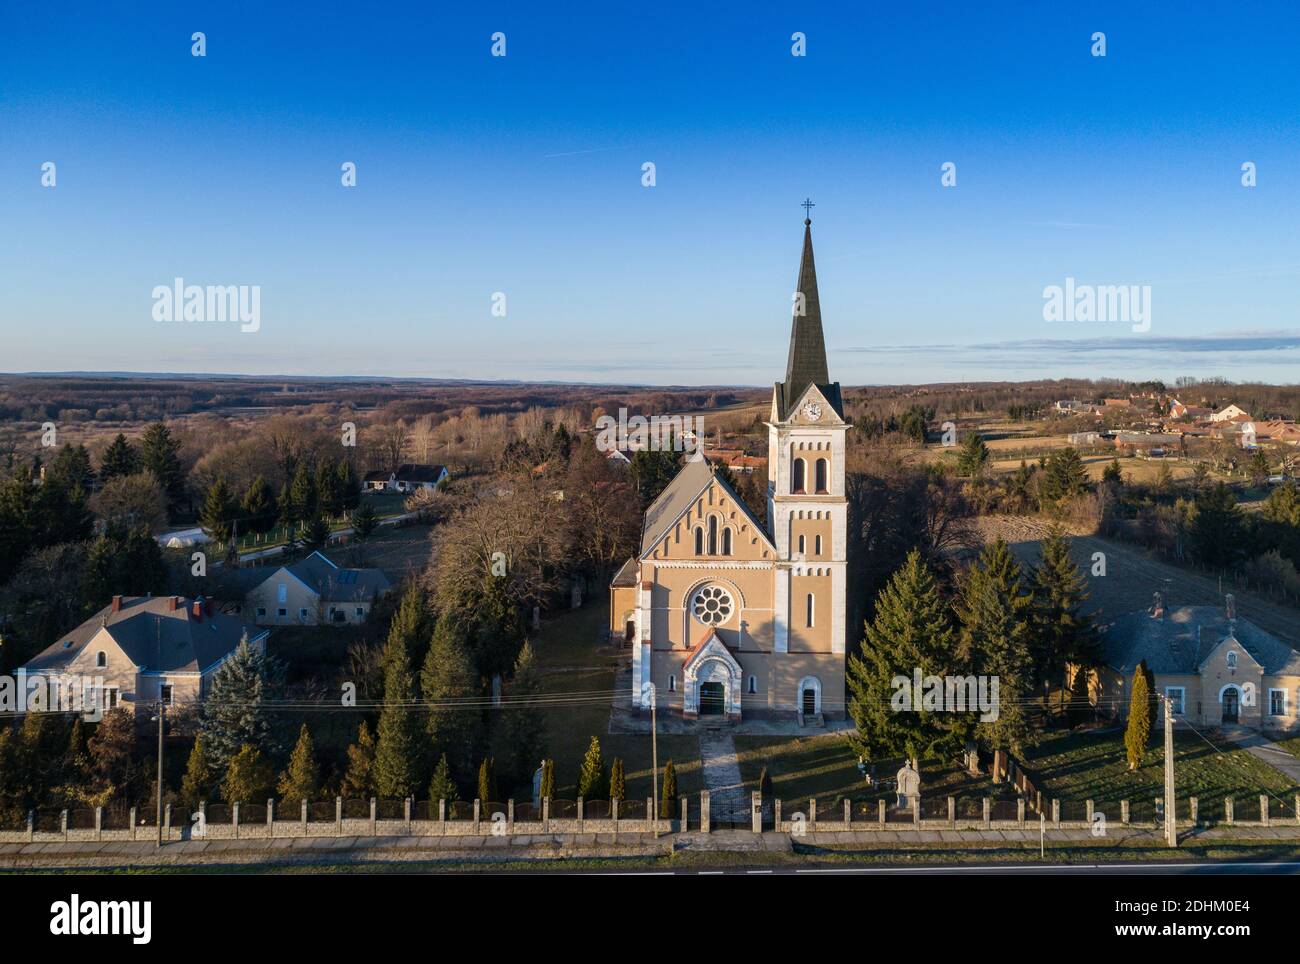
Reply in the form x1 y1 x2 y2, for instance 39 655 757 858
612 215 848 722
246 550 392 626
21 595 267 711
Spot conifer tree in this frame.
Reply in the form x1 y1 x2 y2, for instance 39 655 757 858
956 431 989 478
374 632 421 799
140 422 184 512
99 433 140 482
499 641 546 788
241 475 277 534
476 757 497 804
341 720 376 798
277 724 321 803
200 636 281 773
200 477 236 541
1030 529 1098 713
422 614 479 782
659 760 677 818
428 753 459 805
221 744 273 803
847 550 964 770
1125 663 1152 771
315 456 342 517
577 736 606 799
609 758 626 802
179 734 214 811
955 538 1035 754
337 459 361 512
538 758 555 801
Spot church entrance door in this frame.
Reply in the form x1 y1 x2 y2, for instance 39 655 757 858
699 682 725 716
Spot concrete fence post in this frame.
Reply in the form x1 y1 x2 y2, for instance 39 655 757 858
577 796 584 834
1294 793 1299 826
646 797 653 834
1225 797 1234 825
164 803 172 842
369 797 377 835
752 791 762 834
405 796 412 835
335 796 343 834
542 797 550 833
300 799 307 835
473 799 481 834
1190 797 1199 826
95 806 103 841
129 807 137 841
267 799 275 837
61 809 68 841
879 799 886 826
1085 800 1094 825
982 797 990 829
912 796 921 826
199 800 207 838
233 802 240 839
810 797 817 831
1052 798 1061 828
26 810 34 843
678 795 687 832
846 798 853 829
701 790 711 833
947 796 955 827
774 799 782 831
509 799 516 834
439 799 447 835
1121 799 1130 825
1261 795 1270 827
1017 798 1025 828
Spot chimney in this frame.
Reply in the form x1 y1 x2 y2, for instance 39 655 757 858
1151 591 1164 619
111 595 122 613
1225 593 1236 620
192 597 204 622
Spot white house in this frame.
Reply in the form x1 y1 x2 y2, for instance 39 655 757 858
362 463 449 493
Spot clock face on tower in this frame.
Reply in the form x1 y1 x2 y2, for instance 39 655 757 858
801 401 822 421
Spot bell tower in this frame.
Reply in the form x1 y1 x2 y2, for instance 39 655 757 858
767 208 848 659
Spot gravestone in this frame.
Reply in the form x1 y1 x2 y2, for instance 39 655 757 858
895 762 921 810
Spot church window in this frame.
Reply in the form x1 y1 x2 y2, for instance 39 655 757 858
815 534 823 556
691 585 734 626
694 527 703 554
748 676 757 695
1226 651 1237 668
815 458 829 493
805 593 814 627
668 675 676 693
721 527 732 555
707 516 718 555
792 458 806 494
797 534 805 555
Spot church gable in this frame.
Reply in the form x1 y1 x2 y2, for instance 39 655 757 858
646 476 775 562
785 383 846 427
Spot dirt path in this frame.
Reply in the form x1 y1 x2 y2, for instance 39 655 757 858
974 516 1300 645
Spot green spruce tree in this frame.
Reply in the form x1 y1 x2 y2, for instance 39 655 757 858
577 736 606 799
276 724 321 803
1124 663 1152 771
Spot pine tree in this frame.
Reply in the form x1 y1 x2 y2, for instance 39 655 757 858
99 433 140 482
1190 482 1244 569
242 475 277 534
277 724 321 804
538 759 555 800
374 632 421 799
1102 458 1123 485
955 538 1035 755
315 456 342 517
956 431 990 478
200 477 236 541
577 736 606 799
1125 663 1152 771
139 422 184 512
428 753 459 805
337 459 361 512
847 550 965 769
476 757 497 804
1030 529 1098 714
350 500 379 540
87 707 139 797
301 513 330 550
1041 448 1088 503
341 720 376 798
609 758 626 802
179 734 214 811
1067 664 1092 728
288 460 316 523
221 744 273 803
200 636 281 773
499 641 546 788
422 614 479 783
659 760 677 819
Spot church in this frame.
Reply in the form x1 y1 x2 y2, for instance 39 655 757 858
609 214 848 721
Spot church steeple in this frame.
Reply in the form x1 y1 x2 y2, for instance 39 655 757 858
776 208 841 420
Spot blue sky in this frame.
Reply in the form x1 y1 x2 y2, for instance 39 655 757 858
2 1 1299 385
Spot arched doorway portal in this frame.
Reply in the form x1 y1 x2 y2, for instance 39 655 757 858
1222 686 1240 724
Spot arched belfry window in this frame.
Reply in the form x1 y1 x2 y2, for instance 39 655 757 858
707 516 718 555
815 458 829 494
792 458 806 494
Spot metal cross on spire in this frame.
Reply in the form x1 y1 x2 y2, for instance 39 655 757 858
801 197 815 220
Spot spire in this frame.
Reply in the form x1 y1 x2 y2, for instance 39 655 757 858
781 214 830 415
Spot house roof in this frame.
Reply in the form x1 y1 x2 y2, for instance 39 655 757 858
1100 605 1300 676
283 550 392 601
362 469 390 483
393 464 446 482
610 556 639 588
23 596 265 676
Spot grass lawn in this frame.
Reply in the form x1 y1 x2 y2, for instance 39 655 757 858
733 734 1008 806
1022 728 1297 808
500 602 703 801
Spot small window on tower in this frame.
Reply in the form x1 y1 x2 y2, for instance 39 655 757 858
806 593 815 628
798 534 806 555
721 528 732 555
792 458 806 494
815 534 823 556
815 458 829 493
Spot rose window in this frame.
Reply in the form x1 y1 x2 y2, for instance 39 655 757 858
692 586 734 626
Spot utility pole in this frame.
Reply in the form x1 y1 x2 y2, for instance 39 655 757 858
155 700 165 848
644 682 659 838
1163 695 1177 848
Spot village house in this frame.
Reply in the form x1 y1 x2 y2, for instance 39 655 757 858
611 215 847 722
1209 404 1251 423
1114 432 1183 457
20 595 267 711
362 463 449 493
1091 595 1300 734
246 550 392 626
1168 398 1214 420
